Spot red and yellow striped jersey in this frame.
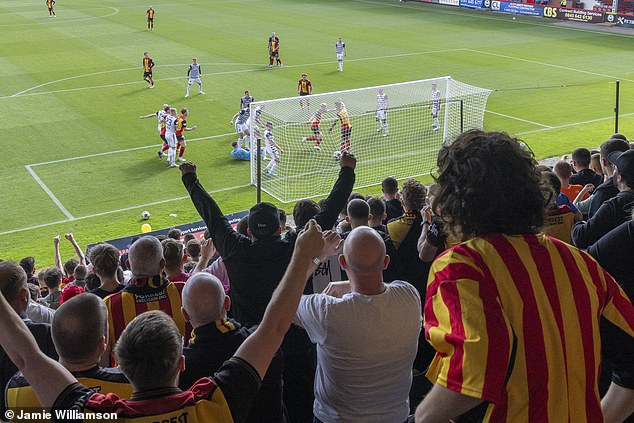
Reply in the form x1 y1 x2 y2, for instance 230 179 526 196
46 0 54 8
176 115 187 135
310 110 323 126
337 105 351 128
425 233 634 423
147 8 154 19
143 57 154 73
269 37 279 53
298 79 311 94
104 277 189 354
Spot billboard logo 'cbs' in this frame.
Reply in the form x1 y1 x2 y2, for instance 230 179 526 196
543 6 558 17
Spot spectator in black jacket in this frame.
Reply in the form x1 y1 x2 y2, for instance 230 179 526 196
182 153 356 423
570 147 604 188
0 261 58 415
382 176 403 223
179 273 287 423
573 149 634 249
585 138 630 219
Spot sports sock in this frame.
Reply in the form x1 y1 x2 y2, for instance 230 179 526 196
178 146 185 158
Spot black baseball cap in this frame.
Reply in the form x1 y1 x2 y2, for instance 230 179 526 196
248 202 281 238
608 149 634 184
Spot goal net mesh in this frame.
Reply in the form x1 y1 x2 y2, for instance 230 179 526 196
249 76 493 203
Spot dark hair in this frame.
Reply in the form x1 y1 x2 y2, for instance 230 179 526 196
293 199 320 230
341 192 365 217
53 293 107 362
183 234 195 245
167 228 182 240
231 141 238 148
73 264 87 280
433 130 548 240
162 239 183 269
19 257 35 276
553 161 573 179
366 196 386 220
400 179 427 211
85 273 101 291
600 138 629 161
381 176 398 195
236 215 249 236
279 209 287 226
347 199 370 220
43 267 63 289
186 239 201 258
541 171 561 205
610 133 628 141
571 148 591 168
63 258 79 278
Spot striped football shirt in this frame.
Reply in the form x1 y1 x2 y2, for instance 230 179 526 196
424 233 634 423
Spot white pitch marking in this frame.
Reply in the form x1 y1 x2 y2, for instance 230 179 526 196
0 183 252 236
514 111 634 136
28 132 235 167
25 165 75 219
467 49 634 83
3 49 465 100
485 110 551 128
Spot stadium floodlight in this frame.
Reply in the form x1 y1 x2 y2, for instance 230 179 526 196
249 76 493 203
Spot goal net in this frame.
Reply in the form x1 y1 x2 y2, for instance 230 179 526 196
249 76 493 203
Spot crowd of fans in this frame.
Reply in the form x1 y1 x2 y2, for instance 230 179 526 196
0 130 633 423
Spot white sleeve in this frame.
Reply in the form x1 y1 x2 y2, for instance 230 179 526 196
295 294 331 344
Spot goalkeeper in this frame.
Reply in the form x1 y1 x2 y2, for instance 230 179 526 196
329 100 352 153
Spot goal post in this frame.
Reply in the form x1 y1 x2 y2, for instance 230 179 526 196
249 77 493 203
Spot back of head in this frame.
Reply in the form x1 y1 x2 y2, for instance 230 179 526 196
553 161 573 180
433 130 547 241
367 196 386 224
115 311 182 390
571 147 591 168
342 227 387 277
236 215 249 236
88 243 120 279
293 199 319 230
381 176 398 195
541 171 561 206
347 198 370 227
183 234 195 245
52 293 107 363
185 239 201 259
248 202 281 239
19 257 35 276
63 258 79 278
600 138 629 160
167 228 182 241
400 179 427 211
128 236 163 278
610 133 628 141
341 192 365 218
74 264 87 280
182 273 226 326
43 267 63 289
85 273 101 291
0 261 27 304
162 238 184 270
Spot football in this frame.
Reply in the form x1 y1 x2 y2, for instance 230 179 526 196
333 151 342 160
141 210 151 220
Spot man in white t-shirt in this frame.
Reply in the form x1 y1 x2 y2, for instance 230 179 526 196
295 226 421 423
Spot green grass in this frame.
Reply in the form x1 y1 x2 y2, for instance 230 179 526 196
2 0 634 265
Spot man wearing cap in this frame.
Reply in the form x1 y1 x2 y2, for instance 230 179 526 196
572 148 634 249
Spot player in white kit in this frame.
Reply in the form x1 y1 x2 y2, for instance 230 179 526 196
163 108 179 167
375 89 389 136
335 38 346 72
431 83 441 131
263 122 283 176
139 104 171 158
229 108 249 149
185 58 204 97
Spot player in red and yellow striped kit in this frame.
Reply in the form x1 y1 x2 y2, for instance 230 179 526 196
303 103 327 152
297 73 312 112
268 32 282 68
142 51 154 88
329 100 352 153
46 0 56 17
175 108 197 162
146 6 155 30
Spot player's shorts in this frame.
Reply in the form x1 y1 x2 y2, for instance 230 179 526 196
266 145 280 162
160 134 167 142
337 53 344 61
311 124 321 135
48 7 54 11
166 133 177 148
235 122 248 134
341 126 352 140
299 92 310 96
188 77 201 85
147 18 154 22
270 51 279 57
176 134 184 142
376 110 387 120
143 71 152 78
432 105 440 117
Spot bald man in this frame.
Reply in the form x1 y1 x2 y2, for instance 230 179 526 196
295 226 422 423
103 236 189 364
6 294 132 408
179 273 286 422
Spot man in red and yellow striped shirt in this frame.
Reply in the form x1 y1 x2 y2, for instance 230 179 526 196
142 51 154 88
103 236 190 364
415 130 634 423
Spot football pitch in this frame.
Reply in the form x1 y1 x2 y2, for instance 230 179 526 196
2 0 634 264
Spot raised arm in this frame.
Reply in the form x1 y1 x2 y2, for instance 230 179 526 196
53 235 62 271
313 152 356 230
65 233 86 266
234 220 325 378
181 162 244 259
0 287 76 408
139 112 156 119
